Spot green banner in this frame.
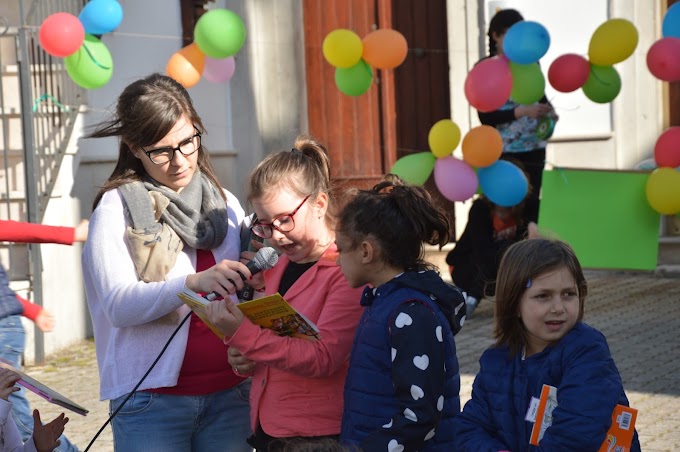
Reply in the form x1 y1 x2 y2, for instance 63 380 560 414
538 169 660 270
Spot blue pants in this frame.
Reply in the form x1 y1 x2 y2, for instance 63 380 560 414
0 315 79 451
109 379 253 452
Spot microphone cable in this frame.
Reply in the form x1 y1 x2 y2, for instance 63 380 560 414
83 311 192 452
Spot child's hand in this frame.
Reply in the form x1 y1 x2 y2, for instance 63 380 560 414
239 250 266 290
528 222 541 239
73 219 89 243
227 347 256 375
0 368 21 401
32 410 68 452
206 298 245 337
35 309 55 332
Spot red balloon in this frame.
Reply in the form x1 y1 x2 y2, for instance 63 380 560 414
654 127 680 168
39 12 85 57
548 54 590 92
464 57 512 112
647 37 680 82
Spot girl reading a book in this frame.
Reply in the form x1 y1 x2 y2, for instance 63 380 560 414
206 135 364 452
334 175 466 451
453 238 641 451
82 74 253 451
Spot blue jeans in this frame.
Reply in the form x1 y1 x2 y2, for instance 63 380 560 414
109 379 253 452
0 315 79 451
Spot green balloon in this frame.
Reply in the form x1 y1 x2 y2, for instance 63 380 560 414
510 62 545 105
582 65 621 103
64 35 113 89
194 9 246 58
390 152 436 186
335 59 373 96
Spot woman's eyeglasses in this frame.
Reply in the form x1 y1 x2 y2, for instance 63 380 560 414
251 195 311 239
141 126 202 164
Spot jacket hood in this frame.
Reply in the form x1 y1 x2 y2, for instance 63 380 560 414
393 270 467 335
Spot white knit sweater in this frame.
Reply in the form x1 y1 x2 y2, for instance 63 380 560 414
82 188 244 401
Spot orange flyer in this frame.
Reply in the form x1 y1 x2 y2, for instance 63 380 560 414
597 405 638 452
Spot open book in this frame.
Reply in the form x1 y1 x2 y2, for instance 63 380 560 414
529 384 637 450
0 358 89 416
179 288 321 341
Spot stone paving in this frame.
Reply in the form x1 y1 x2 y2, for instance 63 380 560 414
21 271 680 451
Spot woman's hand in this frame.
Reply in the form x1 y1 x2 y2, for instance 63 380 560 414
227 347 256 375
185 259 252 299
33 410 68 452
206 298 246 337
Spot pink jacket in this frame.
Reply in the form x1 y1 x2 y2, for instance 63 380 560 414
226 244 364 437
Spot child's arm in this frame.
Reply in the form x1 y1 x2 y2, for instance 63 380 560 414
453 351 512 451
359 301 447 452
539 326 637 450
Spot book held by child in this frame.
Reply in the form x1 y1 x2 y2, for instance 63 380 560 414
179 288 320 341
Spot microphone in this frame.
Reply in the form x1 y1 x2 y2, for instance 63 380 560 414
206 247 279 301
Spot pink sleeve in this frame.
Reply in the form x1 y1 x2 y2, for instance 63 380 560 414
227 270 364 378
0 220 74 245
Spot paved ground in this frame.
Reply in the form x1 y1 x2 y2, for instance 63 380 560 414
22 271 680 451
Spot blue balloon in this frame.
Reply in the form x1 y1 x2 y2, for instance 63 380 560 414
503 21 550 64
79 0 123 35
663 3 680 38
478 160 528 207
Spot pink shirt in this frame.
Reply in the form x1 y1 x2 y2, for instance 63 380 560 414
226 245 364 437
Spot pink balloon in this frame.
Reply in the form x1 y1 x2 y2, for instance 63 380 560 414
464 57 512 112
548 54 590 92
647 37 680 82
654 127 680 168
39 12 85 57
203 56 236 83
434 157 478 202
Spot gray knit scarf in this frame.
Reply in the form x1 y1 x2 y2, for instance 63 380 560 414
141 172 228 249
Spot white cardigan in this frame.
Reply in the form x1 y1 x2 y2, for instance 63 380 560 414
82 188 245 401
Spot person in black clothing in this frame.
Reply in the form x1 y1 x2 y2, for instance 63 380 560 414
480 8 558 224
446 194 539 317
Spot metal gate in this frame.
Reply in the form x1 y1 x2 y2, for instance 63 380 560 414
1 0 85 363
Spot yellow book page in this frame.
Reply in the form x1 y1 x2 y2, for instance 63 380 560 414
237 293 320 341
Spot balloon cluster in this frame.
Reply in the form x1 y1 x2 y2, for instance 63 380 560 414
38 0 123 89
465 21 550 112
322 28 408 96
390 120 528 207
643 5 680 216
549 19 638 103
166 9 245 88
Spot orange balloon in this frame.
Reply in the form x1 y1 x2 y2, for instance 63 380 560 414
461 125 504 168
166 43 205 88
362 29 408 69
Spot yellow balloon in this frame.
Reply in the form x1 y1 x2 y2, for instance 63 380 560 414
322 29 363 68
646 167 680 215
588 19 638 66
428 119 461 158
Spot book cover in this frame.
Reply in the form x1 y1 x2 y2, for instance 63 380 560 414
178 288 320 341
0 358 89 416
528 383 637 451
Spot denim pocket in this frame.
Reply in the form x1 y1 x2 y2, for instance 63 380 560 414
110 391 156 417
233 378 251 403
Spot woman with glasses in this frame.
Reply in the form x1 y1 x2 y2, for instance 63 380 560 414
205 135 365 452
82 73 253 451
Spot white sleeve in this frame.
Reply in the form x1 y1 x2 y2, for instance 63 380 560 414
0 399 36 452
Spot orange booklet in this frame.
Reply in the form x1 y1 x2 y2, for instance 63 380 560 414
179 289 320 341
529 384 637 450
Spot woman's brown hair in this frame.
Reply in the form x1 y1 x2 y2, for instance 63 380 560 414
88 73 225 209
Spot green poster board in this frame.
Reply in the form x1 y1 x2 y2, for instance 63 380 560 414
538 169 660 270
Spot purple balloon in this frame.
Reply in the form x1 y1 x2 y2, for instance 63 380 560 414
434 156 478 202
203 56 236 83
